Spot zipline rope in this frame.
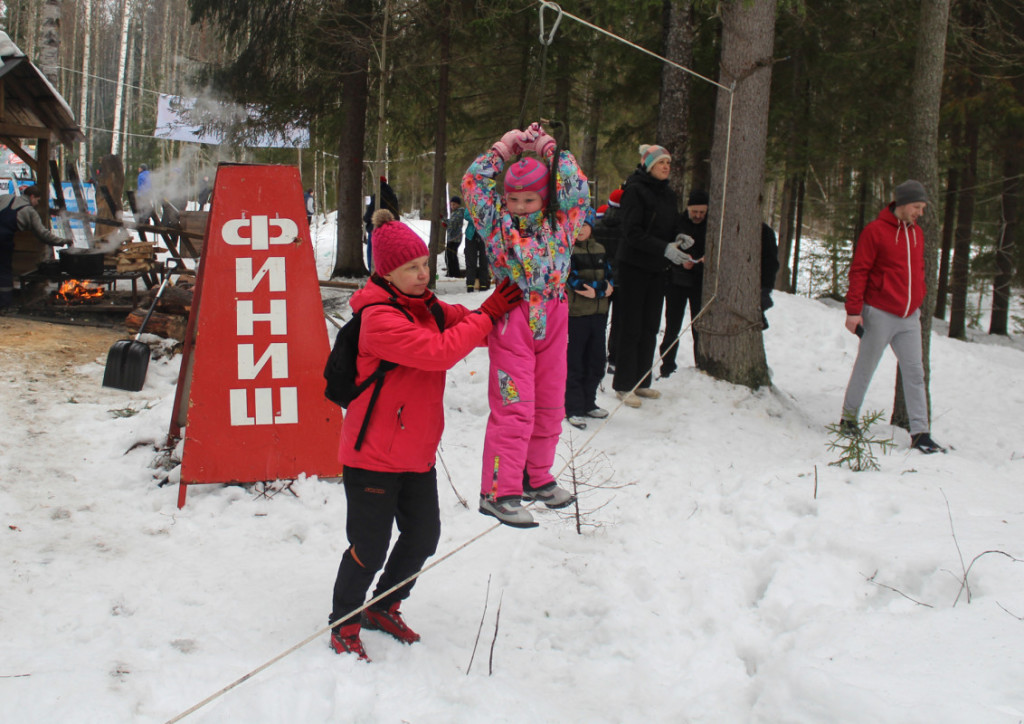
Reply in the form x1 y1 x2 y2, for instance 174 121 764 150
167 4 737 721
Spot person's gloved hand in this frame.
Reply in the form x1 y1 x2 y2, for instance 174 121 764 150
479 277 524 321
492 129 527 161
526 122 556 159
664 242 690 265
675 233 695 251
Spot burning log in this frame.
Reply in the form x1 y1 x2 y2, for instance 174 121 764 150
54 279 104 304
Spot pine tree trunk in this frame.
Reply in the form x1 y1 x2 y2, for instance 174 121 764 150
789 175 806 292
696 0 776 390
989 153 1020 335
657 0 693 202
429 0 451 281
332 0 372 278
947 115 978 340
890 0 949 432
934 164 958 319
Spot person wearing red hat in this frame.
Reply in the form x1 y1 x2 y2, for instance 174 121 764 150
328 209 523 659
461 122 590 527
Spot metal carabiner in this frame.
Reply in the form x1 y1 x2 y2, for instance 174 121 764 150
538 1 563 47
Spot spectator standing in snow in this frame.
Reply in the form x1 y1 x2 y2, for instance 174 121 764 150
197 176 212 209
462 122 589 528
0 185 73 311
363 176 400 273
840 179 945 454
760 222 780 330
304 188 315 224
612 144 686 408
659 189 707 378
592 187 625 372
463 216 490 292
442 196 468 278
564 207 613 430
136 164 157 225
328 209 522 660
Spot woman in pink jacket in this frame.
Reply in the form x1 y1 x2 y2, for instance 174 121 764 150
462 123 590 528
329 211 522 660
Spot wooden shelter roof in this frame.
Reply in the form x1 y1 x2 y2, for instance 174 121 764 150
0 55 84 147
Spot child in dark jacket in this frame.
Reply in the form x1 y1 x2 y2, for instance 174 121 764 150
461 122 590 528
565 207 614 429
329 210 522 660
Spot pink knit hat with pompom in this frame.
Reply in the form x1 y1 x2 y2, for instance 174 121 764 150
503 157 549 203
371 211 429 276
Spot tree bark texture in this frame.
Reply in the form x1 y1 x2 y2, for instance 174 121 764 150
429 0 452 278
891 0 949 431
934 164 958 320
657 0 693 207
989 153 1020 335
696 0 776 390
947 114 978 340
332 0 373 277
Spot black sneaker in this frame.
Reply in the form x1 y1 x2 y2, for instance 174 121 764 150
911 432 946 454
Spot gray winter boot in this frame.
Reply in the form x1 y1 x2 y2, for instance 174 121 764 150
479 494 538 528
522 481 576 509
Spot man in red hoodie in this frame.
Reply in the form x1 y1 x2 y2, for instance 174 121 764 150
840 179 945 454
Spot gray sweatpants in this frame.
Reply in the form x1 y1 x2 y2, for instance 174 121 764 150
842 305 929 435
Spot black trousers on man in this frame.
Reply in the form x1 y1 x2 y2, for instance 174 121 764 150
659 282 702 376
330 466 440 624
612 263 667 393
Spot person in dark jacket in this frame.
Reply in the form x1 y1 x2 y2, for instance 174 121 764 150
565 207 614 429
0 185 73 310
362 177 400 273
592 188 624 372
463 216 490 292
659 189 708 377
442 196 468 278
612 144 687 407
329 209 522 660
840 179 944 454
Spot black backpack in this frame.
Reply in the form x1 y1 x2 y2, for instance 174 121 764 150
324 293 445 451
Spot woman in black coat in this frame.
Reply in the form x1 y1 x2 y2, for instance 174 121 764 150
611 144 687 407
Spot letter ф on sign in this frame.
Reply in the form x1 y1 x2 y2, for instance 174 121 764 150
172 165 343 508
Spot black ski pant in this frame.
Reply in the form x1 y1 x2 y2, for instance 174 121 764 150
612 263 667 392
659 282 702 375
464 238 490 290
444 240 463 277
565 313 608 417
330 466 440 625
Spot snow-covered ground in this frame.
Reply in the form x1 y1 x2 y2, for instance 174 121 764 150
3 211 1024 723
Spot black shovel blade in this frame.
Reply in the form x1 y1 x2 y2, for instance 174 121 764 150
102 339 151 391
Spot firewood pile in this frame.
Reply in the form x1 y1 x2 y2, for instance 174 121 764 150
113 241 159 273
124 278 194 342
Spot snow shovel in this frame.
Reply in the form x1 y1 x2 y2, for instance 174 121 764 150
102 279 169 391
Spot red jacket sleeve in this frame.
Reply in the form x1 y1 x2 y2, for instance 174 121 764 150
360 303 492 372
845 226 878 316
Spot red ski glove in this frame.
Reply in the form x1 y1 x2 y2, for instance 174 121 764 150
479 277 524 321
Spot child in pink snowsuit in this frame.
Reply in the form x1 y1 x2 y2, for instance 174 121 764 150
462 123 590 528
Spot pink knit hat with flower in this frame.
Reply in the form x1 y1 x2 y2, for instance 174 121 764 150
503 157 549 203
371 210 429 276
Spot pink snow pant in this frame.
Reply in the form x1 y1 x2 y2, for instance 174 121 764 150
481 297 568 499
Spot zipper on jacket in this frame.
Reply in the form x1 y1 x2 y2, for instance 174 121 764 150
397 405 405 430
899 222 912 317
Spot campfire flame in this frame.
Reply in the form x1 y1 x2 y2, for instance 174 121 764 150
55 279 105 303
